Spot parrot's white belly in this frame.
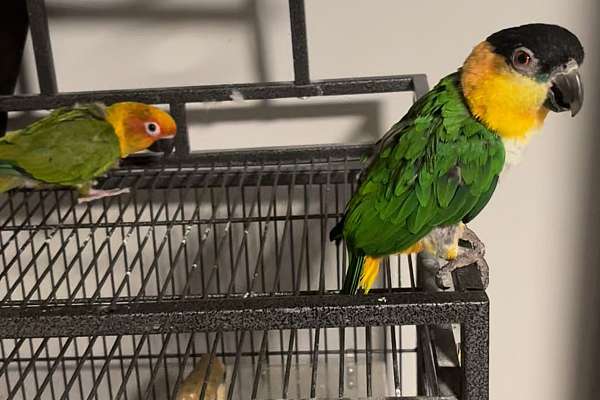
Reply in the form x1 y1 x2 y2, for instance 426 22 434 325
419 223 465 260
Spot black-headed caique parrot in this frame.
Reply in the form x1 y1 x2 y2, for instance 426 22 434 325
0 102 176 202
331 23 584 294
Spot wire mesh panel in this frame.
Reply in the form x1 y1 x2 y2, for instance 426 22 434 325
0 156 487 399
1 328 433 400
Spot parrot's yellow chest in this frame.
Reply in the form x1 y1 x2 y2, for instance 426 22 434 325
461 42 549 142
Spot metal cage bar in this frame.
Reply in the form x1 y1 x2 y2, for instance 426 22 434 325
0 1 489 399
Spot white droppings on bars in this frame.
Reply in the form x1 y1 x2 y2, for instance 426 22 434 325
230 89 245 103
192 263 198 269
243 229 249 235
395 389 402 397
224 221 231 232
315 86 324 96
377 297 387 303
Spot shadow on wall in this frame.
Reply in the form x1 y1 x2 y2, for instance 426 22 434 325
573 4 600 398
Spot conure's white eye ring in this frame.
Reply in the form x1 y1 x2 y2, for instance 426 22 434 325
144 122 161 136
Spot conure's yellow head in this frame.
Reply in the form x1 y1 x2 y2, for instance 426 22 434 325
105 102 177 157
461 23 584 141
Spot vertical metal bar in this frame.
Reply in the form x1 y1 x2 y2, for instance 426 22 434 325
365 327 372 397
170 333 195 400
288 0 310 85
6 338 50 400
250 332 269 399
32 338 75 400
84 336 122 400
113 335 149 400
461 308 489 400
309 328 321 398
169 103 190 157
385 260 401 395
58 336 99 400
226 331 246 400
142 333 173 399
25 0 58 94
281 329 295 399
338 327 345 398
199 333 221 400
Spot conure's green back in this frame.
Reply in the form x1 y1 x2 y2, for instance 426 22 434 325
342 73 505 257
0 105 120 187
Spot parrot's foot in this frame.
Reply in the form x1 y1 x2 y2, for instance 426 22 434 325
435 227 489 289
78 187 130 204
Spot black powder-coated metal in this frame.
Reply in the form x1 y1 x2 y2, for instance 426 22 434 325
0 0 489 399
288 0 311 85
0 75 421 111
25 0 57 95
0 290 487 338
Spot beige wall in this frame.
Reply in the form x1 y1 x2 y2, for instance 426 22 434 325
15 1 599 398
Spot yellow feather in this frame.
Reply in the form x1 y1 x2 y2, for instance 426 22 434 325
461 42 549 141
359 256 381 294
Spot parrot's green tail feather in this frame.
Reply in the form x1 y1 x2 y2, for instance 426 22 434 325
341 251 365 295
0 162 28 193
0 176 24 193
329 218 345 245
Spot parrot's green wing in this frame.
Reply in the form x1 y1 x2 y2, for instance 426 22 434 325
340 73 505 293
0 104 120 188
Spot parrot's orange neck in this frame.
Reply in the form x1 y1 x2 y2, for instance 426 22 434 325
461 41 549 142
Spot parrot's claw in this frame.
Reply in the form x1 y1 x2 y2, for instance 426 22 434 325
78 187 130 204
435 227 489 289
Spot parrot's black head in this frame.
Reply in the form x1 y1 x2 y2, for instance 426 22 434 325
460 23 584 141
486 23 584 116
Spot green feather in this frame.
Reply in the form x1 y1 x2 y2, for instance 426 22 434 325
0 105 120 191
337 72 505 279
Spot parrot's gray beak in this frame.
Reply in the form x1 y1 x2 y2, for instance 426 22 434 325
545 59 583 117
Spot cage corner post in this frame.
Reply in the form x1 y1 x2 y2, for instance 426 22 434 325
461 298 490 400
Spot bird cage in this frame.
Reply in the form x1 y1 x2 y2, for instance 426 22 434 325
0 1 488 399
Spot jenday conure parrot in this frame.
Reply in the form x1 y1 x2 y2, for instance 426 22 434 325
330 23 584 294
0 102 176 202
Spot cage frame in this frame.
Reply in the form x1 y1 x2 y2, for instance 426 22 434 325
0 1 489 399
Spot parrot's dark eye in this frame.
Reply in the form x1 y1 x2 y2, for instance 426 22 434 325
144 122 161 136
511 47 536 73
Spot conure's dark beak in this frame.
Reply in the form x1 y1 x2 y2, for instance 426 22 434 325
545 59 583 117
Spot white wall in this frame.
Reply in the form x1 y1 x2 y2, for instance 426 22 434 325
15 1 600 399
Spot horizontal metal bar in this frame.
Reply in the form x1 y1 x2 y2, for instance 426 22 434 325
5 347 418 364
121 143 372 168
0 290 488 338
0 211 345 231
0 75 421 111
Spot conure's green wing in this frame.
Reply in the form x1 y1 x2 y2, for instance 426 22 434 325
0 104 120 187
343 73 505 258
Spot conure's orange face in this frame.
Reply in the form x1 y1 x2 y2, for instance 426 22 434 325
105 102 177 157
